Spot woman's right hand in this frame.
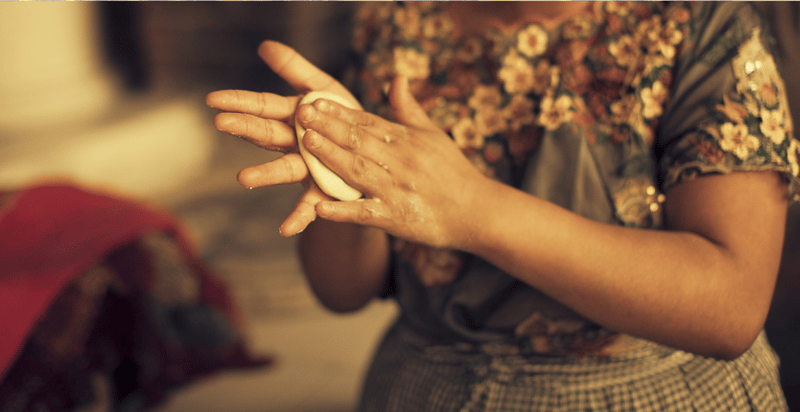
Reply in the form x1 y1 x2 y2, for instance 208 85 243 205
206 40 363 237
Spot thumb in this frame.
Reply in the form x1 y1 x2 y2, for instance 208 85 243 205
389 75 437 130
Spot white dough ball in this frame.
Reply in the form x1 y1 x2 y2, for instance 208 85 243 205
295 91 363 201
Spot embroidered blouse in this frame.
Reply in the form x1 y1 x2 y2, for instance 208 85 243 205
350 1 800 356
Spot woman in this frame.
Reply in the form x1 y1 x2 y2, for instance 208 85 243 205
207 2 793 410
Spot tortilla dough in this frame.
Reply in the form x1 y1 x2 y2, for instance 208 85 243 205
295 91 363 201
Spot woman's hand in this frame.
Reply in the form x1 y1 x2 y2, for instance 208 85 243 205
206 40 363 237
295 75 491 249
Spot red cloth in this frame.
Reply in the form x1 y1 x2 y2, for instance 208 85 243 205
0 184 228 381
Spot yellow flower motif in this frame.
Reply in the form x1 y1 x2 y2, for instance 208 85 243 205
609 35 639 67
639 16 682 59
610 94 637 125
517 24 548 58
631 54 671 88
452 117 484 150
719 122 760 160
498 52 535 94
538 94 574 131
640 80 667 119
467 84 503 111
760 109 786 145
393 47 430 80
503 94 537 132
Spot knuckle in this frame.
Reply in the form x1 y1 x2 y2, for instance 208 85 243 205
347 124 363 149
257 93 269 117
354 110 374 127
357 207 374 222
260 119 274 141
357 202 380 222
351 155 369 177
280 156 298 182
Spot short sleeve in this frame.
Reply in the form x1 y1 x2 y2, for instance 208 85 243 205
657 2 800 200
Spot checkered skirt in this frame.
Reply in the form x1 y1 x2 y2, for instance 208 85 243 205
358 321 788 411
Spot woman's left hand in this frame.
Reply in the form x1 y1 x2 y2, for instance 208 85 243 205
296 75 490 249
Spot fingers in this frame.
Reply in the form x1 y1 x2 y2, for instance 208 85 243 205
296 100 400 163
237 153 310 188
206 89 298 122
279 184 331 237
315 198 392 228
258 41 357 107
214 112 297 151
302 129 388 195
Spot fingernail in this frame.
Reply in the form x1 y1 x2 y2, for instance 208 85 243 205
305 129 322 149
315 99 331 113
297 104 318 124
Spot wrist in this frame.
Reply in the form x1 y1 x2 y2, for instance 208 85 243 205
445 173 502 253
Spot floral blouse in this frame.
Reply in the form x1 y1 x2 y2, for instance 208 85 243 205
350 1 800 356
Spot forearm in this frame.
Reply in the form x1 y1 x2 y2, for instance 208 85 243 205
298 218 390 313
458 172 787 359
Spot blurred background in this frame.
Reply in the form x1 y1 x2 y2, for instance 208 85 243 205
0 2 796 411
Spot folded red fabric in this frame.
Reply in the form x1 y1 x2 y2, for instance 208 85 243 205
0 184 250 382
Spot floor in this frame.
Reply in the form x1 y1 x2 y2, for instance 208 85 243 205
148 115 399 412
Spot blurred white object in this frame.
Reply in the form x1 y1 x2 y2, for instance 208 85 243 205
0 2 214 198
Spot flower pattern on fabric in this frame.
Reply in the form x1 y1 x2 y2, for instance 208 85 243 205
664 21 800 198
352 2 800 356
354 2 697 229
699 28 797 177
